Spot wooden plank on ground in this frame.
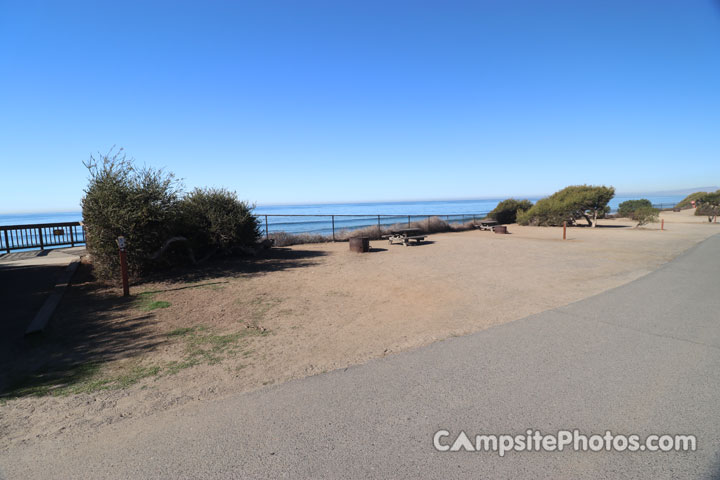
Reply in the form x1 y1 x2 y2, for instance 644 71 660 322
25 260 80 335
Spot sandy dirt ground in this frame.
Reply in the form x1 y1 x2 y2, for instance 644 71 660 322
1 210 718 452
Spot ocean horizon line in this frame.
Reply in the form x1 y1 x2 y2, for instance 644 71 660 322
1 186 713 215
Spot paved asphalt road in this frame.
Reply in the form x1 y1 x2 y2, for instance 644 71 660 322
3 236 720 479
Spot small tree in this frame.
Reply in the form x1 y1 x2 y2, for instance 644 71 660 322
617 199 652 218
676 191 713 209
486 198 534 224
631 206 660 227
518 185 615 227
695 192 720 222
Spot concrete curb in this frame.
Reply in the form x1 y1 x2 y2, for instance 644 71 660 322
25 260 80 335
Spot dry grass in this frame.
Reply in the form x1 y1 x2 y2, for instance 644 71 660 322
269 231 331 247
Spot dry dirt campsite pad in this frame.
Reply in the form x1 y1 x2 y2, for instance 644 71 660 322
1 210 717 450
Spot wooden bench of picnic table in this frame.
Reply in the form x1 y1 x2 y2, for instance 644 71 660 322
402 235 426 246
386 228 426 246
474 219 498 231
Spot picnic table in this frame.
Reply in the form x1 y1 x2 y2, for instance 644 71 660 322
473 219 498 231
383 228 426 246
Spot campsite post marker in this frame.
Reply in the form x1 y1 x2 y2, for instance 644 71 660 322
117 236 129 297
563 221 567 240
661 219 664 231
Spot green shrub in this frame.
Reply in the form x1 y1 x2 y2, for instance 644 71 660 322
617 199 653 218
695 192 720 221
676 191 714 209
82 150 260 280
631 206 660 227
178 188 260 255
487 199 534 224
518 185 615 227
81 149 182 280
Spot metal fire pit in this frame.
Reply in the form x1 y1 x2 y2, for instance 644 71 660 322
349 237 370 253
493 225 508 234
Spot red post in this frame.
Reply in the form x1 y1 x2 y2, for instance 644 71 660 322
563 221 567 240
117 236 129 297
661 219 664 231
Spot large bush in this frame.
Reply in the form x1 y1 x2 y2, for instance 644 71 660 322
695 192 720 221
487 199 533 224
617 199 653 218
178 188 260 255
81 149 182 280
82 150 260 280
676 191 716 209
518 185 615 227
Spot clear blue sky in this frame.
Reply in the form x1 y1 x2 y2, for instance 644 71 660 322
1 0 719 212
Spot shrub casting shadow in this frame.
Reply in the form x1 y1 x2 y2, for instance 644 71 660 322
141 247 329 285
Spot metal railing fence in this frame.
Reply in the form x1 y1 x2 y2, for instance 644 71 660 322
0 222 86 253
258 213 490 241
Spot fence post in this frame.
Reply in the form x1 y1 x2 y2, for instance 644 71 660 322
408 215 411 227
563 221 567 240
332 215 336 241
70 225 75 247
3 229 9 253
38 227 44 250
377 215 381 237
265 215 269 240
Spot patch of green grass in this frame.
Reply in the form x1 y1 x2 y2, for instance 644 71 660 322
167 327 196 337
162 325 268 376
236 295 281 323
2 362 163 399
114 365 162 388
146 300 171 310
1 325 268 399
135 292 171 311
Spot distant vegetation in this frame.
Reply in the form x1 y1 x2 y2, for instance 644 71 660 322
616 199 659 227
517 185 614 227
694 192 720 222
617 199 653 218
81 149 260 280
486 199 533 224
675 190 720 209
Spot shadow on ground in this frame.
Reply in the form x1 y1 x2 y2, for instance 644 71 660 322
139 247 328 285
0 263 67 359
0 248 326 398
0 262 161 398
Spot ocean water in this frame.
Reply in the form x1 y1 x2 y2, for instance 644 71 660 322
0 195 686 238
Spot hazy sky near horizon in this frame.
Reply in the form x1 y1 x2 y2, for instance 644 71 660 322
1 0 719 212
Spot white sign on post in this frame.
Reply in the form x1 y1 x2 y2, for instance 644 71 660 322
117 236 126 251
